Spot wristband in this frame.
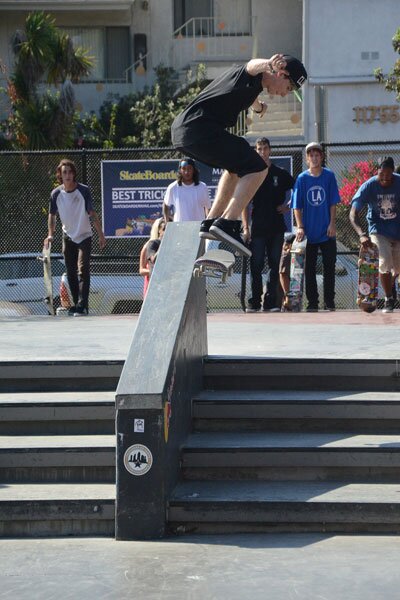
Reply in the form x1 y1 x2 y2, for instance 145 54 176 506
359 232 368 238
48 235 54 241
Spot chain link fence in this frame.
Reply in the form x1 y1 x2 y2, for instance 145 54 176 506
1 142 399 316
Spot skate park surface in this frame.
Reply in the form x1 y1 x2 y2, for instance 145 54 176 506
1 310 400 361
1 310 400 599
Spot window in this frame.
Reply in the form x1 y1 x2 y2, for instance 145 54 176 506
61 27 130 81
173 0 252 35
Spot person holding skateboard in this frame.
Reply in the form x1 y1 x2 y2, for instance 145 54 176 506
291 142 340 312
350 156 400 313
242 137 295 312
163 158 211 223
171 54 307 257
44 159 106 316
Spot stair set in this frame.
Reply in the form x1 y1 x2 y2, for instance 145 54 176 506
2 357 400 536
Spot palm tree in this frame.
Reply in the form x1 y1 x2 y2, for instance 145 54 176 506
8 11 94 149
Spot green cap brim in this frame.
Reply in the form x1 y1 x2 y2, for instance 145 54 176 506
293 88 303 103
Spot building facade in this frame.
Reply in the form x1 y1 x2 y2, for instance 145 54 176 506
0 0 398 147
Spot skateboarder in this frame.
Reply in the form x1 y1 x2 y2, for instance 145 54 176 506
350 156 400 313
44 159 106 316
291 142 340 312
171 54 307 257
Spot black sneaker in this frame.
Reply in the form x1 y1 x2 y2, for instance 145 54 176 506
68 305 77 316
73 306 89 317
306 306 318 313
383 298 394 313
246 306 261 313
324 304 336 312
199 218 217 240
209 218 251 257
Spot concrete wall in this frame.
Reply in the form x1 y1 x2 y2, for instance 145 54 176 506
305 0 400 143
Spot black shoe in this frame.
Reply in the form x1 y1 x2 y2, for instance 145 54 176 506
68 305 77 316
199 218 217 240
73 306 89 317
306 305 318 313
209 218 251 257
383 298 394 313
324 304 336 312
246 306 261 313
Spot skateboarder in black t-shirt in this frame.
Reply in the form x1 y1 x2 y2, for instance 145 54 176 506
171 54 307 257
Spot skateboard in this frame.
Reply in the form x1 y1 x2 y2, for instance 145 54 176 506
357 242 379 313
193 249 235 283
285 236 307 312
38 243 55 316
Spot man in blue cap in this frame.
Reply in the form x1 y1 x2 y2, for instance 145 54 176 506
171 54 307 256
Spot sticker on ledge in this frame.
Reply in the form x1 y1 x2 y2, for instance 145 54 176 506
124 444 153 476
134 418 145 433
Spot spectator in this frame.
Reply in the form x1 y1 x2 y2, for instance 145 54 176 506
350 156 400 313
139 218 167 299
44 159 106 316
291 142 340 312
163 158 211 222
243 137 295 312
171 54 307 256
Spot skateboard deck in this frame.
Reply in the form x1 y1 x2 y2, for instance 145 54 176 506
193 249 235 283
38 243 55 316
357 242 379 313
286 237 307 312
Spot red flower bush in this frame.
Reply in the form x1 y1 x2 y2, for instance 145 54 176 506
339 160 377 205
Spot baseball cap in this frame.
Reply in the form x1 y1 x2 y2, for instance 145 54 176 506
306 142 323 154
179 158 195 168
283 55 307 102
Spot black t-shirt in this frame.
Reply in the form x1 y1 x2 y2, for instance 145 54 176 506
172 65 263 145
250 163 295 237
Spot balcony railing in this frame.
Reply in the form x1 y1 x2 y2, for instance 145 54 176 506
171 16 257 71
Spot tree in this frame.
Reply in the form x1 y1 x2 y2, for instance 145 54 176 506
77 63 208 148
5 11 93 149
374 27 400 101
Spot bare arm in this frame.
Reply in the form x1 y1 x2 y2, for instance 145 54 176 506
327 204 337 238
89 210 106 250
44 213 56 249
139 242 151 277
349 204 372 248
246 55 286 76
242 206 251 243
163 203 172 222
293 208 305 241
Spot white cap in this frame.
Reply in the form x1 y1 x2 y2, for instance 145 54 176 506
306 142 323 153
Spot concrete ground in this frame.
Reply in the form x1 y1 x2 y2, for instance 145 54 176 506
1 533 400 599
1 310 400 361
2 311 400 599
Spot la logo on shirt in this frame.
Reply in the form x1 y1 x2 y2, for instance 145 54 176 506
307 186 326 207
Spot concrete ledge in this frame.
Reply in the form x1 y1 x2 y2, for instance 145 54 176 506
115 222 207 540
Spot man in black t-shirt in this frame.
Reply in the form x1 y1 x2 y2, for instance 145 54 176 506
243 138 295 312
171 55 307 257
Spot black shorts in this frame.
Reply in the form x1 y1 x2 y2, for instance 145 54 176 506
175 130 267 178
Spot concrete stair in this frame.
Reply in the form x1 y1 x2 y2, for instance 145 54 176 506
168 358 400 534
245 92 303 140
0 361 121 537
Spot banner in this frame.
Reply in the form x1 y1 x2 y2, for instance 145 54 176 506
101 157 293 238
